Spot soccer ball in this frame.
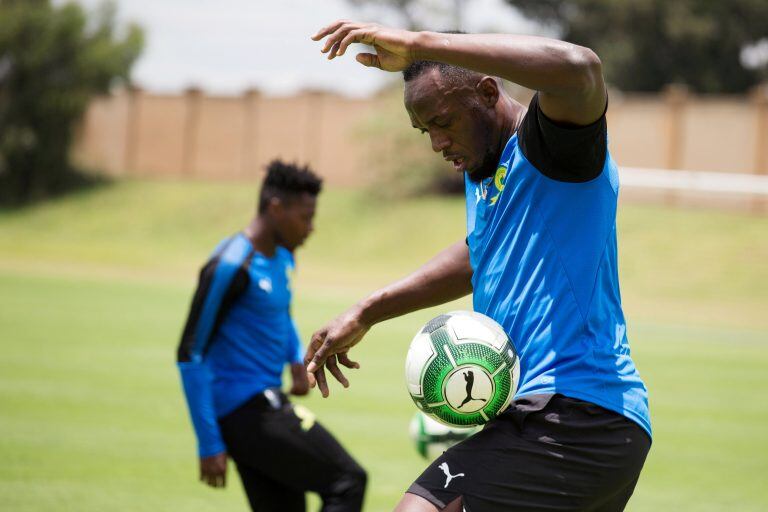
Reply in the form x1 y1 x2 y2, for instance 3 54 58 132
409 411 480 459
405 311 519 428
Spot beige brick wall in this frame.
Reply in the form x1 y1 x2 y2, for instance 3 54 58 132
73 85 768 185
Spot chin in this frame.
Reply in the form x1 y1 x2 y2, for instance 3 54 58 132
466 166 495 183
465 169 482 183
466 152 499 183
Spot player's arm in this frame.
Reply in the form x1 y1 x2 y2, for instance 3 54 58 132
176 238 249 488
313 21 605 126
305 240 472 397
357 240 472 324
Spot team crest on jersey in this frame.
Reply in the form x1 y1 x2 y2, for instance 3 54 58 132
489 166 507 206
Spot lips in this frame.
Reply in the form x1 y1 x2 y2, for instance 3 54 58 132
445 155 466 173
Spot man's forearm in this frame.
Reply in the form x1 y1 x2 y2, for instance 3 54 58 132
357 240 472 326
413 32 600 95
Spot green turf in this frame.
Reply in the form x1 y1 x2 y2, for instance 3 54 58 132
1 179 766 511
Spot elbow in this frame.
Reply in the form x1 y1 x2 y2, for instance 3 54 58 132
563 45 603 94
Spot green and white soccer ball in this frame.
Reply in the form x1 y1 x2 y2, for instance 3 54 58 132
409 411 480 459
405 311 519 428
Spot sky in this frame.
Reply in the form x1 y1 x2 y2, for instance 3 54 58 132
55 0 539 97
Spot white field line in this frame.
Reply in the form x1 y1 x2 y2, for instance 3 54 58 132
619 167 768 196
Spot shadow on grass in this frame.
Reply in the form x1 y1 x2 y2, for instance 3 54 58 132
0 166 113 211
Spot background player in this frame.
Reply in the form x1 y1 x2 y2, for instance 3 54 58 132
305 22 651 511
176 160 366 511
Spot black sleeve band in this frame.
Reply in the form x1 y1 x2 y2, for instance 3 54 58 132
517 93 607 183
176 256 250 363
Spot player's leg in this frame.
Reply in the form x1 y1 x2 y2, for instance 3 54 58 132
234 461 305 512
394 494 463 512
592 476 641 512
288 407 367 512
220 394 366 512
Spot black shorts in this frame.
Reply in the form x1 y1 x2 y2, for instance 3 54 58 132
408 394 650 512
219 390 366 512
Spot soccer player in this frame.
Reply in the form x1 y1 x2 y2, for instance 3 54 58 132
176 160 367 512
305 22 651 512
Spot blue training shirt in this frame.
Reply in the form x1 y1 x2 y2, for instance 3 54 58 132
176 233 304 457
465 94 651 437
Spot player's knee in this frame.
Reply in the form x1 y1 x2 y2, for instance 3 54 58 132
344 464 367 500
326 463 367 497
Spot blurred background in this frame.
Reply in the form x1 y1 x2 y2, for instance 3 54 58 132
0 0 766 511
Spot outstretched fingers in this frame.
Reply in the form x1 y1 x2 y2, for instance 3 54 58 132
337 28 374 57
326 354 349 388
338 351 360 369
314 363 330 398
319 22 359 54
306 330 336 397
315 21 376 60
311 19 350 41
306 334 334 373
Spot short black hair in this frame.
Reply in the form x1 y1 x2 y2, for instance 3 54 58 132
402 31 485 86
403 60 485 86
258 159 323 214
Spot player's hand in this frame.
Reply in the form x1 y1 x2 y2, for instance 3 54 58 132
312 20 416 71
199 452 227 488
305 306 369 397
289 362 310 396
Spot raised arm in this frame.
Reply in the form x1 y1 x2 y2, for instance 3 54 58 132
305 240 472 396
312 21 605 125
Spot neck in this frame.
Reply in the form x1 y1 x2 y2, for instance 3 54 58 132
495 94 525 157
243 216 277 257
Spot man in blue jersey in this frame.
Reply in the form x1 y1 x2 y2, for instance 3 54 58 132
177 160 367 512
304 22 651 512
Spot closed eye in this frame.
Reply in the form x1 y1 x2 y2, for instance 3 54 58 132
434 118 451 128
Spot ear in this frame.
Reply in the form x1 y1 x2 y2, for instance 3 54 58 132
266 196 283 217
476 76 500 108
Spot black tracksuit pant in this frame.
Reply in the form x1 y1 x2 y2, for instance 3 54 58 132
219 391 367 512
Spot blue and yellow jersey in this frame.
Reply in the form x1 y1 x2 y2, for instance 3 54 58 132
465 94 651 438
176 234 303 457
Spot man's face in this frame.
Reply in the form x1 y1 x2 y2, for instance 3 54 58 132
404 69 500 182
272 193 317 251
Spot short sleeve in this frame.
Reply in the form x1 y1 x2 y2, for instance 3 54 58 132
517 93 608 183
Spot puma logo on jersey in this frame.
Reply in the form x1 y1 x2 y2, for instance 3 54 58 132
438 462 465 488
258 278 272 293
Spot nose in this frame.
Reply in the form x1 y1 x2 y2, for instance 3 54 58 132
429 131 451 153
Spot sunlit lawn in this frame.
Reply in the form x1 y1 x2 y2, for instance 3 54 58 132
0 180 766 511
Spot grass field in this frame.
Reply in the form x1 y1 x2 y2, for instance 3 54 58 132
1 179 767 511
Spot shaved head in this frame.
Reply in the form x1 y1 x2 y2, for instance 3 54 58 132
403 60 487 90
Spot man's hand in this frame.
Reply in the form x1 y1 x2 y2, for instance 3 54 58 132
305 306 368 397
199 452 227 488
305 241 472 397
312 20 416 71
289 362 310 396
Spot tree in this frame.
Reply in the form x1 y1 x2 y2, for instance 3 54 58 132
506 0 768 93
0 0 143 206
